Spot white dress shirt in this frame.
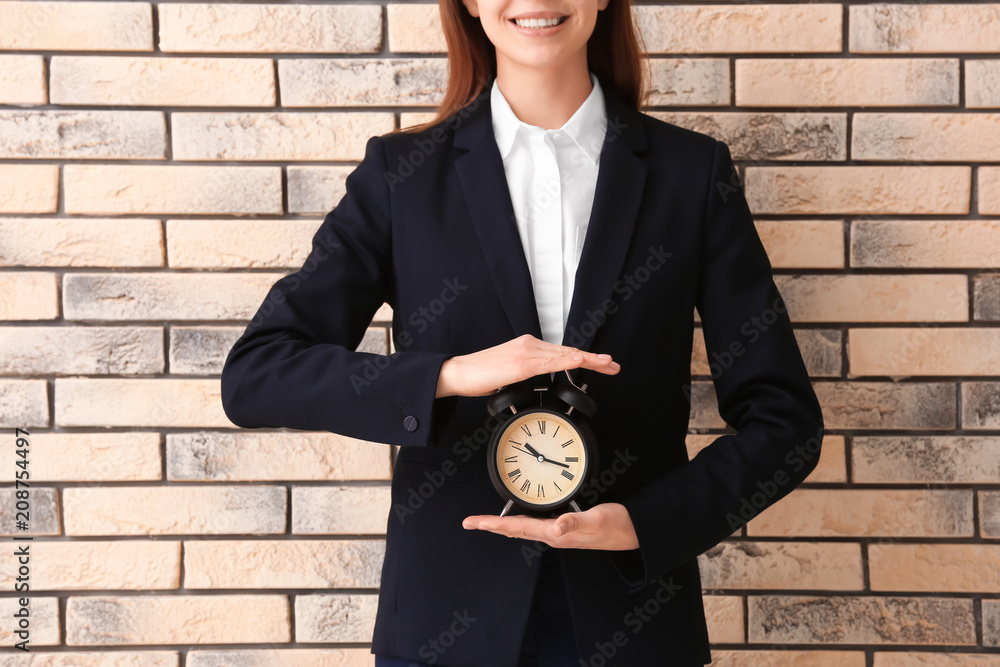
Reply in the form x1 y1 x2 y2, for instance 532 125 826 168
490 72 607 347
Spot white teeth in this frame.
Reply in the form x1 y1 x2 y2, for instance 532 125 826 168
514 16 564 28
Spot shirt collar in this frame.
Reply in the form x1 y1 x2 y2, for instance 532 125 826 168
490 71 607 165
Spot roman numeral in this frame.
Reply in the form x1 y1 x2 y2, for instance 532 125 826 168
565 457 579 462
507 469 521 482
553 481 562 492
537 420 546 434
560 439 574 448
504 456 517 463
561 470 575 481
552 424 560 438
520 424 532 437
537 484 545 498
520 479 531 494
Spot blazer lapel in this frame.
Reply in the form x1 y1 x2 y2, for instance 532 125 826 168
454 76 648 353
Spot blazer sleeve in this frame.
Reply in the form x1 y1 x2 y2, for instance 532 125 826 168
220 134 456 448
608 139 825 588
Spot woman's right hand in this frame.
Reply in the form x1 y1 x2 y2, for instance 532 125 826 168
434 333 621 398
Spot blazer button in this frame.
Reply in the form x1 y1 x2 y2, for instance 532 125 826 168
403 415 419 432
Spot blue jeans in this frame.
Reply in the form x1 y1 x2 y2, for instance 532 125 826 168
376 550 578 666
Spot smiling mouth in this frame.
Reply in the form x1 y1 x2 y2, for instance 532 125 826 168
510 15 568 28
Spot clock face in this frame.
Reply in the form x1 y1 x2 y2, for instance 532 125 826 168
492 408 589 508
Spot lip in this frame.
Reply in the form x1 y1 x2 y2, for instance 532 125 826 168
510 11 566 19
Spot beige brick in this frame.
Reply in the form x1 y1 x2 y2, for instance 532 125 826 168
737 58 958 107
968 60 1000 109
168 325 385 375
0 218 163 267
700 541 863 590
0 326 162 375
295 594 378 643
0 379 49 428
167 219 318 268
869 544 1000 593
815 381 956 430
850 329 1000 377
962 382 1000 430
292 486 391 534
288 166 353 214
693 327 842 377
975 274 1000 321
647 59 730 106
854 114 1000 162
0 272 58 320
0 486 58 535
0 55 46 105
688 434 846 484
399 112 436 129
981 167 1000 215
637 4 841 54
875 654 1000 666
187 650 374 667
711 652 866 667
279 58 446 107
983 492 1000 538
850 4 1000 53
774 275 968 323
747 489 972 537
63 486 285 535
793 329 843 378
650 112 846 161
704 595 743 644
64 165 281 215
0 164 58 214
63 273 284 321
184 539 382 589
167 431 391 481
988 600 1000 647
0 541 179 590
746 166 970 215
0 654 180 667
749 595 975 645
66 595 289 645
54 378 231 428
687 381 725 429
854 436 1000 484
755 220 844 268
387 4 445 53
168 326 242 374
4 432 161 482
0 1 151 51
0 111 165 160
172 112 392 161
159 4 381 53
0 597 59 646
50 56 274 106
852 219 1000 268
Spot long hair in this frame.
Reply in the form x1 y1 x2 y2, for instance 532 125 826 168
396 0 649 135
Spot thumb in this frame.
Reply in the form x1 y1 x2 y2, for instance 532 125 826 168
555 512 582 537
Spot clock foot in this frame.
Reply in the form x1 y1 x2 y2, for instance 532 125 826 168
569 500 582 513
499 499 514 518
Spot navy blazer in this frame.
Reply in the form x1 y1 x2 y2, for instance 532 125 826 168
221 74 824 666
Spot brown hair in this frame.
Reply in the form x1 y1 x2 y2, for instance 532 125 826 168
395 0 649 134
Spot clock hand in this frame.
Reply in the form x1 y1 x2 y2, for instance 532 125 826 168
523 442 570 469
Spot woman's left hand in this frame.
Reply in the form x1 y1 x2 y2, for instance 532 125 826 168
462 502 640 551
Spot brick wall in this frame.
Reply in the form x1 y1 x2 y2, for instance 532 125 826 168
1 0 998 664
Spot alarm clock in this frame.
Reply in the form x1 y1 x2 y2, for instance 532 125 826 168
486 371 599 518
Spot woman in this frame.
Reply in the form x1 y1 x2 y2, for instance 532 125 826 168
220 0 825 661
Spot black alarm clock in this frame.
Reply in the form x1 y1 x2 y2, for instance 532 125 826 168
486 370 599 518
